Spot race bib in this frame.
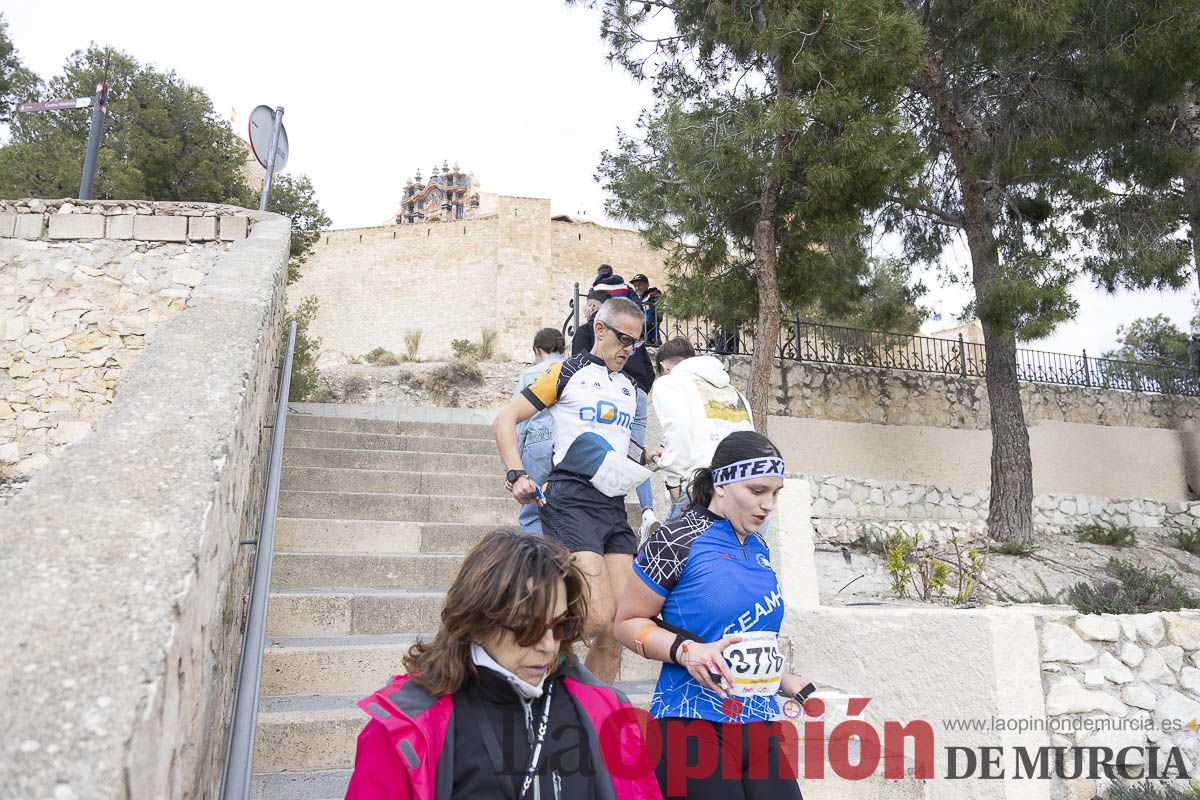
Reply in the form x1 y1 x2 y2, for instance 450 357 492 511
722 631 783 697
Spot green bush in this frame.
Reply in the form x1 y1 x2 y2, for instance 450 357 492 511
850 525 890 556
285 296 321 402
403 329 423 361
1068 558 1196 615
1101 781 1199 799
478 328 499 360
1173 527 1200 557
451 339 479 360
993 539 1037 557
1075 522 1136 548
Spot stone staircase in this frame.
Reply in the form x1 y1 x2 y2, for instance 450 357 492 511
248 405 655 799
247 404 927 800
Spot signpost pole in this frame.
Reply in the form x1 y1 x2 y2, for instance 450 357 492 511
258 106 285 211
78 83 108 200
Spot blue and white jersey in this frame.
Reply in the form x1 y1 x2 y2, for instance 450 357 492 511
633 507 785 723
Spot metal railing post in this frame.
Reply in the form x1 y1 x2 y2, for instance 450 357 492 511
220 320 297 800
958 333 967 377
1081 349 1091 387
573 281 581 332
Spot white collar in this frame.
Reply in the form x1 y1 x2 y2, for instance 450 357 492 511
471 643 547 699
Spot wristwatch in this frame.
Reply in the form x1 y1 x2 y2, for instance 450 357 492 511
505 469 527 484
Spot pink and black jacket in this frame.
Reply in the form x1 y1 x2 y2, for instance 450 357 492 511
345 658 663 800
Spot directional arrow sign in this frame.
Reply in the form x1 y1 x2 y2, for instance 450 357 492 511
18 97 92 113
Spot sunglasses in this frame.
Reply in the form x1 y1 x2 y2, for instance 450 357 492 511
507 612 582 647
601 322 644 350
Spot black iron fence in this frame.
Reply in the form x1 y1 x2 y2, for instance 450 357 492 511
655 315 1200 398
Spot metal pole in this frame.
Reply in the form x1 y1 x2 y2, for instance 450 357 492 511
573 281 581 331
220 321 297 800
258 106 285 212
958 333 968 377
78 83 108 200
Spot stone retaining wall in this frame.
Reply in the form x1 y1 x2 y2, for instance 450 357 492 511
1038 611 1200 797
806 474 1200 543
0 199 254 475
0 203 289 800
724 357 1200 432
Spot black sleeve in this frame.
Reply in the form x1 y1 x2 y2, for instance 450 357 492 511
571 316 593 356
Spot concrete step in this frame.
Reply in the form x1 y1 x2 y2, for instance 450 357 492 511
284 427 496 455
253 681 655 773
250 768 349 800
283 446 498 475
261 634 663 696
270 552 465 591
277 491 513 524
266 588 446 637
281 466 510 498
248 767 926 800
278 491 643 526
286 413 493 440
275 519 497 554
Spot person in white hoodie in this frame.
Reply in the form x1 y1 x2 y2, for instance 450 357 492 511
651 338 755 525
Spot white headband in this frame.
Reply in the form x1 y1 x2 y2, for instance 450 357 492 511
711 457 786 486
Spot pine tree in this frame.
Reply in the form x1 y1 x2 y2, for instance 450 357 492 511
576 0 925 431
882 0 1200 542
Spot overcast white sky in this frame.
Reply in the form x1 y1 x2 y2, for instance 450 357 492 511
5 1 1197 355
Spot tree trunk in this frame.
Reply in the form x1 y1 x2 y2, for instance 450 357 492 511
749 169 783 436
915 55 1035 543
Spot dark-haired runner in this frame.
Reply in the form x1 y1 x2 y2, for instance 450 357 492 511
615 431 811 799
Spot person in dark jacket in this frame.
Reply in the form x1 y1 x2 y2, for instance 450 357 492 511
630 274 663 346
571 287 658 537
347 529 662 800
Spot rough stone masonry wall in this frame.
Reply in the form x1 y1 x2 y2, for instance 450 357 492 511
725 357 1200 433
0 199 252 476
807 474 1200 543
1037 611 1200 797
0 204 289 800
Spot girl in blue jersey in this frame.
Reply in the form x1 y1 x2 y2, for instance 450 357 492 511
615 431 811 799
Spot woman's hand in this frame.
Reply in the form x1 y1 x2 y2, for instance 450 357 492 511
679 634 742 698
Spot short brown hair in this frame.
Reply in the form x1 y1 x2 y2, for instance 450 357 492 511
655 337 696 373
403 529 588 695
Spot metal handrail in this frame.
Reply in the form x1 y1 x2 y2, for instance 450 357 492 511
220 320 297 800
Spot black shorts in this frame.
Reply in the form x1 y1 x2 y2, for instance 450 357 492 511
539 478 637 555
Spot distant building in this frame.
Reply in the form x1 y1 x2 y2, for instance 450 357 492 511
391 161 491 225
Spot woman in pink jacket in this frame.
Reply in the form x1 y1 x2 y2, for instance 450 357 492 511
346 529 663 800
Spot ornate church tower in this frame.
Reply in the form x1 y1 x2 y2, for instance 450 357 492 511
395 161 481 224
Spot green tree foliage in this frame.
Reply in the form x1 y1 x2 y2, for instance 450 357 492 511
1103 314 1191 366
0 14 38 127
0 44 250 203
285 296 321 402
266 174 332 283
578 0 925 429
880 1 1200 543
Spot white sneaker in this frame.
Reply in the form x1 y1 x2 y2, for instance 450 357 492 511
639 509 660 544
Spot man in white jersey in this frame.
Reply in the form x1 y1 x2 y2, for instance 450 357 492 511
494 297 659 683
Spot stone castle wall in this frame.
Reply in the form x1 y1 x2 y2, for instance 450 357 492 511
0 199 253 476
290 197 672 362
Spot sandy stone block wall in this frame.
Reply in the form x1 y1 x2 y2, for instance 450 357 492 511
0 208 289 799
292 218 501 362
0 199 254 477
549 219 671 313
